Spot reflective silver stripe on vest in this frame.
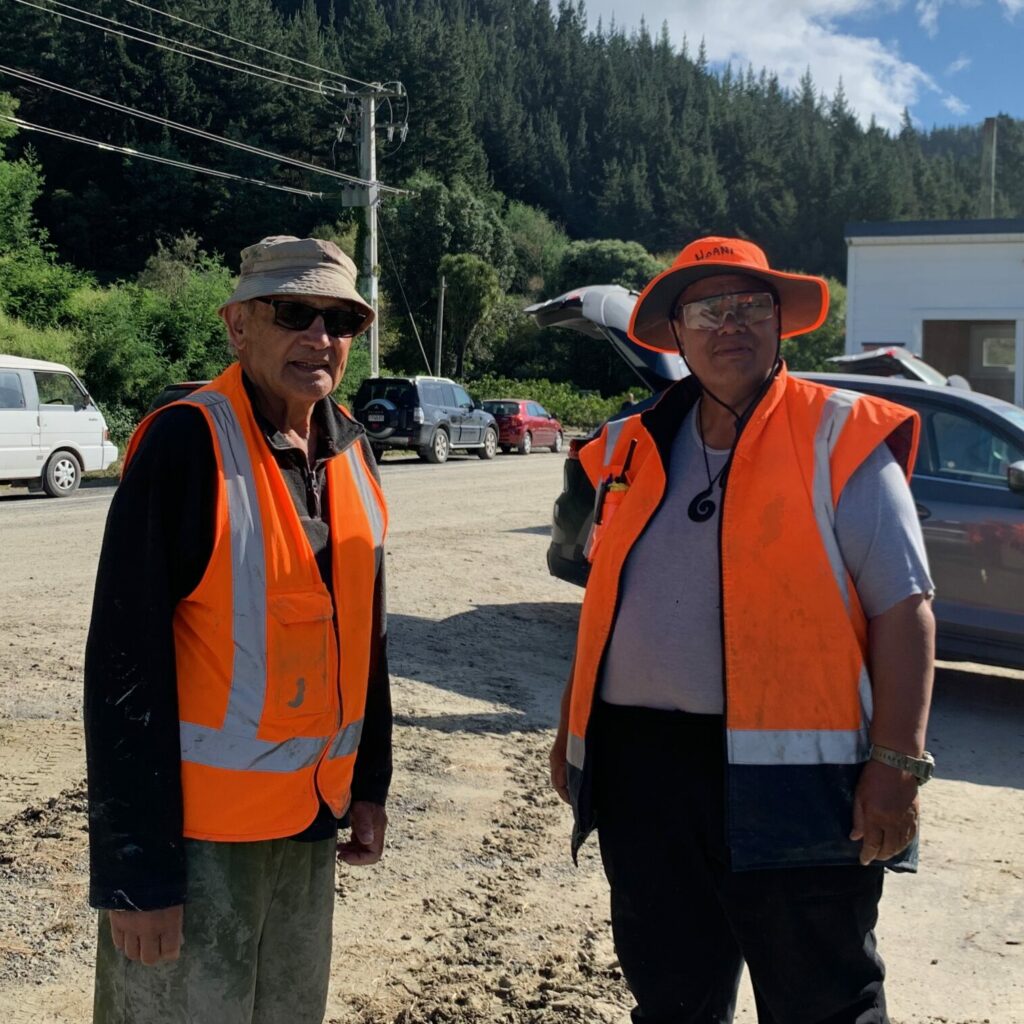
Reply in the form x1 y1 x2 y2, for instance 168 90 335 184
180 722 327 772
327 717 364 760
808 387 873 757
345 446 386 549
602 418 627 467
811 388 861 611
727 727 865 766
567 733 586 770
178 391 328 772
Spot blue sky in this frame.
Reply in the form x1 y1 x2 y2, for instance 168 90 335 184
581 0 1022 132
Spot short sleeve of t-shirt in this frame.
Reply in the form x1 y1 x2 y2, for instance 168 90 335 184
834 442 935 619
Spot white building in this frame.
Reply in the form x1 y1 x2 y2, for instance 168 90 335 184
844 219 1024 406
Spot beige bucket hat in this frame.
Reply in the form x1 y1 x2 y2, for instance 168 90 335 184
219 235 375 328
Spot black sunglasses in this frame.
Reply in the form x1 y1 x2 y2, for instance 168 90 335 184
255 297 368 337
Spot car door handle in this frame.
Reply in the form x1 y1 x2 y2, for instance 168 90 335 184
915 503 931 521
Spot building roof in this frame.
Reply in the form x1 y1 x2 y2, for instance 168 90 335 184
845 218 1024 240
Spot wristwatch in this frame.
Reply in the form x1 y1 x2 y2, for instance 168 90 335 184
869 744 935 784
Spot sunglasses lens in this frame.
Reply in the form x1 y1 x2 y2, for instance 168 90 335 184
322 308 366 336
269 301 366 336
273 301 318 331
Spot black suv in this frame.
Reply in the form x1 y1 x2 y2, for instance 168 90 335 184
352 376 499 464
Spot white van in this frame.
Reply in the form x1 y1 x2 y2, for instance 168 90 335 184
0 355 119 497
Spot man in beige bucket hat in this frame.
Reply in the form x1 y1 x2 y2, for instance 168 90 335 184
85 235 392 1023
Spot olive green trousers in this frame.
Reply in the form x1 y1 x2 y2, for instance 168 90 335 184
93 836 336 1024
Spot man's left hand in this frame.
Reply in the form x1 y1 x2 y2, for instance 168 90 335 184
849 759 920 865
338 801 387 866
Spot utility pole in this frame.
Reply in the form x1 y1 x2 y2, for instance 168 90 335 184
359 93 380 376
340 82 406 377
434 275 446 375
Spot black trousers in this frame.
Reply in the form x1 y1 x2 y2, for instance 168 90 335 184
592 702 888 1024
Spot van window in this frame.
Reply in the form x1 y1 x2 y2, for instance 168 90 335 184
0 371 26 409
35 371 88 409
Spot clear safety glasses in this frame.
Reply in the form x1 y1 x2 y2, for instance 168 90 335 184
676 291 776 331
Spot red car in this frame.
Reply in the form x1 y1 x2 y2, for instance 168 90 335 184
481 399 564 455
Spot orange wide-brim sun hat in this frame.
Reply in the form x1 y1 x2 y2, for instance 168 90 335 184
628 236 830 353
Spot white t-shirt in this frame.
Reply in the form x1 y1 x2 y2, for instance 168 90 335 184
599 406 935 713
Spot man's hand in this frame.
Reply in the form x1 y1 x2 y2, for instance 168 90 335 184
109 905 183 966
338 800 387 866
549 728 570 804
850 759 920 865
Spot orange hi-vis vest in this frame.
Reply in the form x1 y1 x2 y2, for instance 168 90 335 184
567 367 919 869
123 363 388 842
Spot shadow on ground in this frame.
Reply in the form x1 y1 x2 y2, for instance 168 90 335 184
388 602 580 734
928 663 1024 789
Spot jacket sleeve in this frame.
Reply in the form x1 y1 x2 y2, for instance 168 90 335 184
83 407 215 910
350 539 393 807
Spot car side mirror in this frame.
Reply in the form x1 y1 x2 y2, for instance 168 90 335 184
1008 460 1024 494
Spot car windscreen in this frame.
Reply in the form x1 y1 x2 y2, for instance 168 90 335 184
483 401 520 416
356 379 416 408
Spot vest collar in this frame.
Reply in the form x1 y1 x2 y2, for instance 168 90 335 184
239 369 365 459
640 362 790 463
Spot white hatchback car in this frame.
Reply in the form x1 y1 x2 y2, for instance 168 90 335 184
0 355 119 497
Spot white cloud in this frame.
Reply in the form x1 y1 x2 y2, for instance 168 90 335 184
916 0 942 36
945 55 971 74
582 1 938 130
943 94 970 114
999 0 1024 15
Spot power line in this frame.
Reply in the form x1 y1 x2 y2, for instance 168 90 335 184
377 213 432 375
0 113 327 198
9 0 351 98
0 64 406 193
119 0 378 91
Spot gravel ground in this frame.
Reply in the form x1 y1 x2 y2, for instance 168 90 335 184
0 450 1022 1023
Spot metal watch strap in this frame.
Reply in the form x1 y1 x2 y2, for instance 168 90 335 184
869 744 935 784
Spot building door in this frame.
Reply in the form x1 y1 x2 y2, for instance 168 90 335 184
922 320 1017 401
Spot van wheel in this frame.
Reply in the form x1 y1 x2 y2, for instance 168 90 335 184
43 450 81 497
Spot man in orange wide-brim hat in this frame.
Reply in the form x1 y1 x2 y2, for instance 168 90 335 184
551 235 936 1024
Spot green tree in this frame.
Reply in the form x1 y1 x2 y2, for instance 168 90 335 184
438 253 502 378
553 239 665 295
781 277 846 371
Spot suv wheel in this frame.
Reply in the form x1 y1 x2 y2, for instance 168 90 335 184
421 427 450 464
551 431 564 453
478 427 498 460
517 431 532 455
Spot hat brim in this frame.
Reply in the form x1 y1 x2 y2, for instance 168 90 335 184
628 263 828 352
218 268 375 331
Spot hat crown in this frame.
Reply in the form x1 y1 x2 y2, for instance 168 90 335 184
239 236 356 282
673 236 769 272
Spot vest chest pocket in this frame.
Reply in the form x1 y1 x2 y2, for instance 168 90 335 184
266 591 336 723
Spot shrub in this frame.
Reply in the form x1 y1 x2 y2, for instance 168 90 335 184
0 309 76 364
466 372 644 430
0 246 89 328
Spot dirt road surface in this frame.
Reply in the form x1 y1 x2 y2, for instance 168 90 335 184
1 451 1022 1024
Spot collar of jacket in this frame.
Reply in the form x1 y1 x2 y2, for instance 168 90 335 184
639 362 789 464
240 371 365 458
